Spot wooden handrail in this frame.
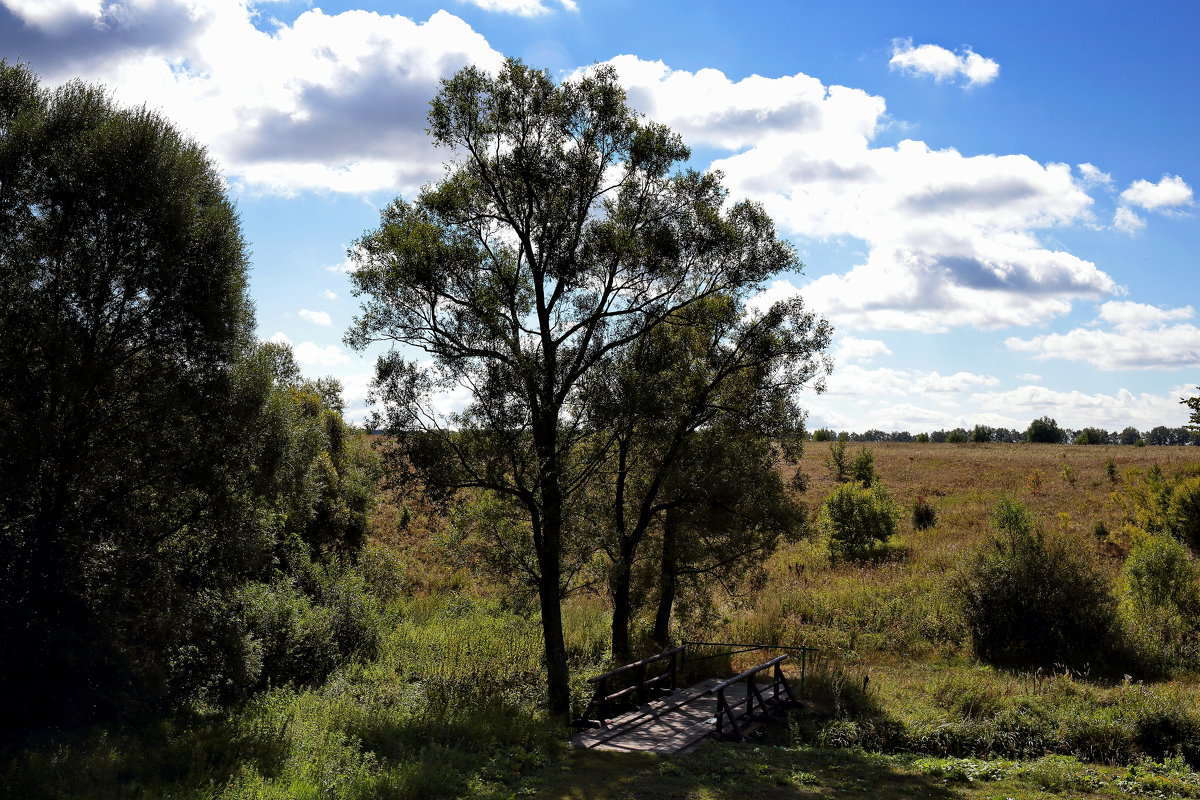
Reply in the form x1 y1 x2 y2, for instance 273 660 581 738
586 646 685 684
708 654 788 694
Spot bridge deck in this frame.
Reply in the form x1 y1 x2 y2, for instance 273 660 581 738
570 678 772 755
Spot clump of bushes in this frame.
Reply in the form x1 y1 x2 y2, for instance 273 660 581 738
1120 533 1200 671
955 497 1118 670
821 481 900 562
912 496 937 530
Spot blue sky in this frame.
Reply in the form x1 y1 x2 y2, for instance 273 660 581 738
4 0 1198 432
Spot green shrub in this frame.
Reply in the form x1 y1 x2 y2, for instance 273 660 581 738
826 439 848 482
850 446 876 486
821 482 900 562
956 498 1118 669
237 564 381 690
912 496 937 530
1169 476 1200 551
1121 533 1200 670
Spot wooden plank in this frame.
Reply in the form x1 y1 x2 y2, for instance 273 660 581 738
571 679 775 755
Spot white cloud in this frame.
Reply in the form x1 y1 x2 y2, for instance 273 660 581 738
835 336 892 363
889 39 999 88
1120 175 1194 211
594 56 1117 333
913 371 1000 393
971 385 1188 431
457 0 577 15
266 331 350 367
299 308 332 326
1006 324 1200 370
322 289 338 300
1113 206 1146 235
1017 373 1042 382
0 1 505 195
1077 163 1112 187
1097 301 1193 328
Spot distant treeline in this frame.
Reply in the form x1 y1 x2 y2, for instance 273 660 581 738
812 422 1200 446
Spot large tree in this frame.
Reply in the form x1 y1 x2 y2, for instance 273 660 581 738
586 294 828 660
1184 388 1200 431
0 62 257 724
346 60 799 714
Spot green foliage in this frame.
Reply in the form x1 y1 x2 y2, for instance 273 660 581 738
1121 533 1200 670
970 425 995 444
826 438 849 482
348 58 815 714
914 432 930 443
912 495 937 530
849 446 876 486
1184 387 1200 430
0 61 380 728
1170 476 1200 552
1074 427 1110 445
821 482 900 562
812 428 834 442
946 428 967 443
956 497 1118 669
1026 416 1065 443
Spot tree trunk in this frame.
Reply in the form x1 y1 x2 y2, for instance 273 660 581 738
610 546 634 663
652 509 679 648
532 415 571 718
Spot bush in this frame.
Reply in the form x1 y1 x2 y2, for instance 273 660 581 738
913 496 937 530
956 497 1118 669
850 446 876 486
1121 533 1200 670
1169 476 1200 551
821 482 900 562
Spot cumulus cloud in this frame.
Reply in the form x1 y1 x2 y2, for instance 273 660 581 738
1007 302 1200 370
321 289 338 300
889 39 999 88
971 385 1188 431
0 1 504 195
594 56 1116 332
835 336 892 363
299 308 332 326
1077 163 1112 187
913 371 1000 393
1120 175 1194 211
268 332 351 367
1113 206 1146 235
458 0 577 15
1017 373 1042 382
1097 301 1194 328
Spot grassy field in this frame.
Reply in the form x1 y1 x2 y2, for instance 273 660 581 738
5 441 1200 800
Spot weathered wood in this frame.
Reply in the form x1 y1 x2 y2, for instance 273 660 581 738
571 678 788 755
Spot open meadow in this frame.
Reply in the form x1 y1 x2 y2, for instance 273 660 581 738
7 440 1200 800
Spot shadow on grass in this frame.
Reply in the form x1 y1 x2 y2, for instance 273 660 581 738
531 743 965 800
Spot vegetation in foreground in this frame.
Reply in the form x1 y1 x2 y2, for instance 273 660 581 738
7 443 1200 800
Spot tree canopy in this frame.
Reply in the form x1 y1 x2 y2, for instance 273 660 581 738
0 62 377 729
347 59 816 713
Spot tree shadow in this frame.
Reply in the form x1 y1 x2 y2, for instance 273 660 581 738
533 744 967 799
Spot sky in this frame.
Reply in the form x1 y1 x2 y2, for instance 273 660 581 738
4 0 1198 433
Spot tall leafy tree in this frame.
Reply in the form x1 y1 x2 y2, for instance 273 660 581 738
0 62 257 724
586 295 828 659
346 60 799 714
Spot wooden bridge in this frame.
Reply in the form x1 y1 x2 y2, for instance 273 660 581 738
571 642 814 755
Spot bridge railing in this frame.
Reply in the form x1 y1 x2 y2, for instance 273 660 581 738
709 653 800 740
680 639 819 694
580 645 684 724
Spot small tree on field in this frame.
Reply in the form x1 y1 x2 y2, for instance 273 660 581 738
821 482 899 562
